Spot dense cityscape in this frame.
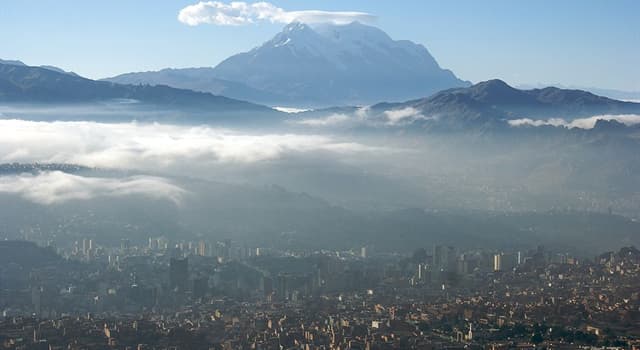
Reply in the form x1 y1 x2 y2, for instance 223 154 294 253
1 238 638 349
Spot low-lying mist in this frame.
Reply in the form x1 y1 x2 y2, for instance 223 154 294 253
1 103 639 254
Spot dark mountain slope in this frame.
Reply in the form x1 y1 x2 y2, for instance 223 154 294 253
0 63 275 113
103 67 290 105
368 79 640 129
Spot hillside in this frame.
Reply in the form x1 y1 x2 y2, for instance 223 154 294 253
0 63 275 114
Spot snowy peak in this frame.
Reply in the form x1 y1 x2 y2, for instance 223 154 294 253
276 22 318 42
312 21 392 44
266 22 326 52
269 21 427 61
211 22 469 105
283 21 314 33
105 23 470 106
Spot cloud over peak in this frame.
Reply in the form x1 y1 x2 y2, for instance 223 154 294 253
178 1 376 26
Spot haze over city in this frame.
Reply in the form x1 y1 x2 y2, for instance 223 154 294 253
0 1 639 349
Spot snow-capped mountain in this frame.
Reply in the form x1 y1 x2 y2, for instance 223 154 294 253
212 21 469 105
106 22 469 106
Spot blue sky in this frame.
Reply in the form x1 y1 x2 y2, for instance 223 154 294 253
1 0 638 91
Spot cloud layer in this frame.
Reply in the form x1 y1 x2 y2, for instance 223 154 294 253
384 107 433 125
508 114 640 129
0 120 381 169
292 107 434 127
0 171 185 205
178 1 375 26
295 114 351 127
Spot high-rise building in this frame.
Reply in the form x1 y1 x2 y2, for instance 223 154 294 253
261 276 273 297
198 241 207 257
81 239 94 259
31 286 42 316
277 274 290 300
457 256 469 275
433 245 444 269
120 239 129 251
169 258 189 291
446 246 457 272
493 253 502 272
433 245 457 271
502 252 517 271
224 239 231 259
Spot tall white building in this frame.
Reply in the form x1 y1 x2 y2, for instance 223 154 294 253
493 253 502 272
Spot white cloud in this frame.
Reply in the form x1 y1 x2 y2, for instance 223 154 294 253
508 114 640 129
295 114 351 127
507 118 567 128
273 106 311 114
292 106 434 127
384 107 430 125
0 120 382 169
178 1 375 26
0 171 185 205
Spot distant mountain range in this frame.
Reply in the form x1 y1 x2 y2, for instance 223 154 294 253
517 83 640 103
104 21 470 106
3 60 639 129
0 62 275 115
102 67 289 105
360 79 640 130
0 58 78 76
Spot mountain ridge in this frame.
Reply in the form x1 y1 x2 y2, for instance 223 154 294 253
0 63 276 115
417 79 640 118
4 62 639 131
297 79 640 131
0 58 78 76
103 67 291 105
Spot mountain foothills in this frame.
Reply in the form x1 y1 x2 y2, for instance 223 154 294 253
0 62 275 118
105 22 469 106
